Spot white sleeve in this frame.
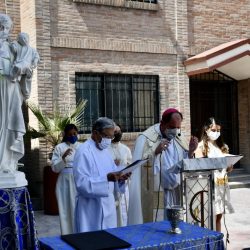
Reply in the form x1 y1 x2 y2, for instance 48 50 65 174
51 145 66 173
73 149 109 198
153 153 161 175
132 135 147 161
127 135 145 225
126 146 133 165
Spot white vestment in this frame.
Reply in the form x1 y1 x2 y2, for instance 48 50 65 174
196 141 234 215
128 124 189 224
73 139 124 233
154 139 188 218
51 141 80 235
108 142 132 226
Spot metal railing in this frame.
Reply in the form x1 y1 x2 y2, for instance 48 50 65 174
75 73 159 133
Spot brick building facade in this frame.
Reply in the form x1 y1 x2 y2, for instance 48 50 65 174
1 0 249 208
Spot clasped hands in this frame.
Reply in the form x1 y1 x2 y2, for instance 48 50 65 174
62 148 73 162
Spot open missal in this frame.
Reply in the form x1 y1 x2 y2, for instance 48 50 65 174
114 158 148 175
180 154 243 172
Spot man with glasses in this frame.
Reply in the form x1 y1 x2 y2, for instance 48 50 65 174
73 117 130 233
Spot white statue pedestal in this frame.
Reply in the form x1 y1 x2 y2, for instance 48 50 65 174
0 170 28 188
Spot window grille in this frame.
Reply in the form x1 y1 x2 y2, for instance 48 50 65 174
75 73 159 133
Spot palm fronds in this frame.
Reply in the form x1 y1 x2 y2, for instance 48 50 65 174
26 100 87 148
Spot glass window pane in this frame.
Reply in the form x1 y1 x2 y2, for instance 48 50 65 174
75 73 159 133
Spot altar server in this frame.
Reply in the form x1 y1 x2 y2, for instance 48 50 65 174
73 117 130 233
51 124 80 235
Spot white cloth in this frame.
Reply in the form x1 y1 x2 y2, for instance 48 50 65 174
51 142 80 235
197 141 234 215
108 142 132 226
128 124 189 224
154 139 188 213
127 135 146 225
73 138 124 232
0 40 25 172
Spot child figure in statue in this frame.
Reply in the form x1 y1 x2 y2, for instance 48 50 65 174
0 14 39 181
10 32 40 100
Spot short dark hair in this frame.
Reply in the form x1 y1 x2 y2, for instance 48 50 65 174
62 124 78 142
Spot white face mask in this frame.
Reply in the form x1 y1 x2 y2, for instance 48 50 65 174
165 128 180 140
207 131 220 141
98 137 112 150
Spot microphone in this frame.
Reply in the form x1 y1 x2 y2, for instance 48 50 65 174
177 129 181 137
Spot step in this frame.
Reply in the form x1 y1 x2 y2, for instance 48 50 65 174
229 180 250 189
229 173 250 182
228 168 250 189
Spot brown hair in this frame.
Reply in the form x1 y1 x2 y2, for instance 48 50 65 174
199 117 229 157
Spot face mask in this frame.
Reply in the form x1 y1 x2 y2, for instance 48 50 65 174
112 133 122 143
99 137 112 150
165 128 180 140
67 135 78 144
207 131 220 141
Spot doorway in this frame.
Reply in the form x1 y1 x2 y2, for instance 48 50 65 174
189 70 238 155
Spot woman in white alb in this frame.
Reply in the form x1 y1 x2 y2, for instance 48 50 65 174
195 117 234 232
108 124 132 226
51 124 80 235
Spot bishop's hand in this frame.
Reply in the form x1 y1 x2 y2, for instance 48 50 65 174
188 136 198 158
155 138 169 155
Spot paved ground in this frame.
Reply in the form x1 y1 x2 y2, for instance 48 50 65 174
35 188 250 249
221 188 250 250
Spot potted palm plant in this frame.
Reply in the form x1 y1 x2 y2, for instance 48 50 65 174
26 100 87 214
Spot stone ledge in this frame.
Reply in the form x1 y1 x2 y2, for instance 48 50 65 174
72 0 159 11
79 132 140 141
51 36 177 54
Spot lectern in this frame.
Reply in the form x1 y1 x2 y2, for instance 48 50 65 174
179 157 228 230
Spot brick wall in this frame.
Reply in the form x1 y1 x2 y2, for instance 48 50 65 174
187 0 250 55
238 79 250 173
0 0 21 38
49 0 191 128
1 0 249 207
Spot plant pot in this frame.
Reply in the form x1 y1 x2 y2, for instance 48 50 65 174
43 165 59 215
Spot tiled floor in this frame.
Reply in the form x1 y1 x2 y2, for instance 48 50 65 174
35 210 60 237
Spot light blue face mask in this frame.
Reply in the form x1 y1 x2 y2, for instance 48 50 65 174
98 137 112 150
165 128 180 140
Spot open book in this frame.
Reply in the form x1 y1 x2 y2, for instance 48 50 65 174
224 154 243 166
114 159 148 175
